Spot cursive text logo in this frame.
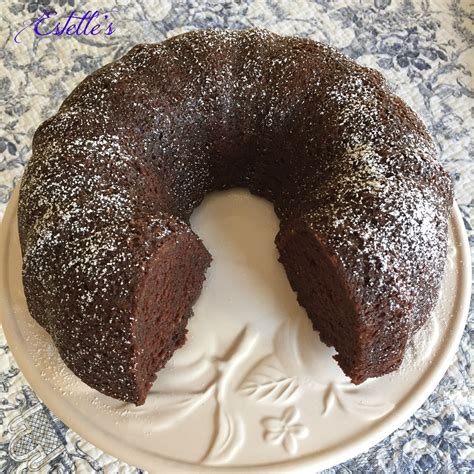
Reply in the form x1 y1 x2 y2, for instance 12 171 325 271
14 9 115 44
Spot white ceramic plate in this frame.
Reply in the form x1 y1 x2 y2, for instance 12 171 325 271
0 187 471 473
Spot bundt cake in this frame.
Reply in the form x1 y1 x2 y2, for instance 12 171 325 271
18 29 453 405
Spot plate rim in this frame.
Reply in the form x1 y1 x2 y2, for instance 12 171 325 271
0 186 471 473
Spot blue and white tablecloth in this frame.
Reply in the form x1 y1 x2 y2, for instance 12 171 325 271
0 0 472 472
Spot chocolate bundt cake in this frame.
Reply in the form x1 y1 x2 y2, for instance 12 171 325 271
18 29 453 405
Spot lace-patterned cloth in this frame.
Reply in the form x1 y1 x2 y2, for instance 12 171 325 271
0 0 472 472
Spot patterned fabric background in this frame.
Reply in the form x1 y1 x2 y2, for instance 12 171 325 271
0 0 472 472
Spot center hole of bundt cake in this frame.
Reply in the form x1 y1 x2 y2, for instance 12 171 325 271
189 188 316 340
